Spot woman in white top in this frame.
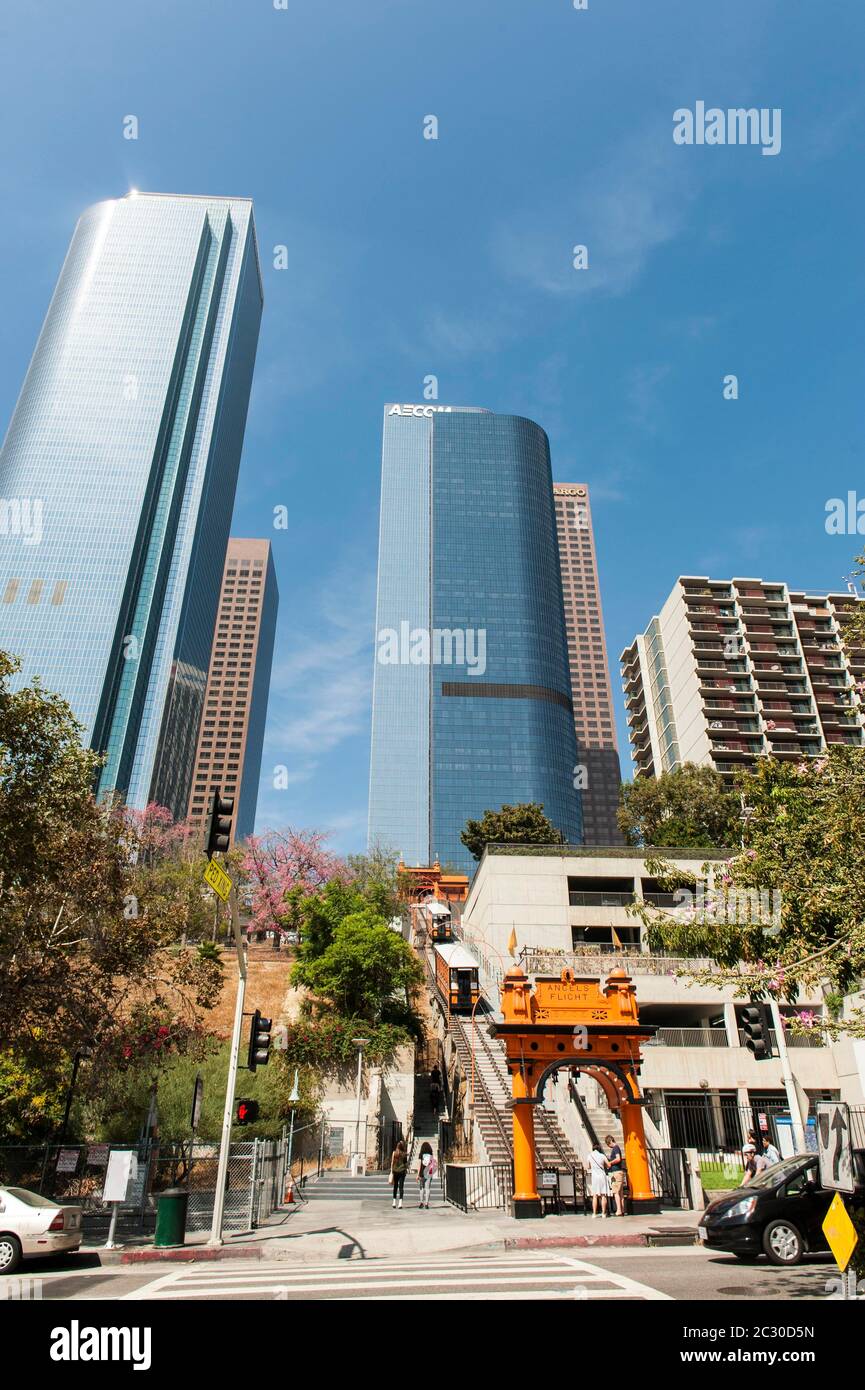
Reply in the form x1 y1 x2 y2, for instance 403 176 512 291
588 1145 609 1217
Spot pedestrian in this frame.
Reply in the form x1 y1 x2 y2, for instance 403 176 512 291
417 1141 435 1208
430 1063 443 1114
741 1141 765 1184
605 1134 625 1217
763 1136 781 1167
390 1139 408 1209
588 1143 609 1217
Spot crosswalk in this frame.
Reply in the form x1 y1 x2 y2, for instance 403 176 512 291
122 1252 671 1301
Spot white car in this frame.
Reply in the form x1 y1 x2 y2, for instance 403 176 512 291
0 1187 83 1273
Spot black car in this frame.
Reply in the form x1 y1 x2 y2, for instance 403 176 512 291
698 1151 865 1266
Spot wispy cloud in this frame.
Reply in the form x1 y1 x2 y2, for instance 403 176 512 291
491 131 697 299
260 554 375 779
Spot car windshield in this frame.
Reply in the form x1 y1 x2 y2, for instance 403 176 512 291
2 1187 60 1208
747 1157 814 1191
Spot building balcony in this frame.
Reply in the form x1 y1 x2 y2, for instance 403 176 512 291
710 741 763 757
752 664 804 679
569 890 635 908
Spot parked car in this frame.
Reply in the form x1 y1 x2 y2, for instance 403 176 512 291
698 1151 865 1266
0 1187 83 1273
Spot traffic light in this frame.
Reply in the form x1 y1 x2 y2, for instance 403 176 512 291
741 1003 774 1061
235 1098 259 1126
205 787 234 858
247 1009 272 1071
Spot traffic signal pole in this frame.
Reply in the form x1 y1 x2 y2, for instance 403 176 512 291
208 884 246 1247
769 999 807 1151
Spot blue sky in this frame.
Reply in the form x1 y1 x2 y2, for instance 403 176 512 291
1 1 863 853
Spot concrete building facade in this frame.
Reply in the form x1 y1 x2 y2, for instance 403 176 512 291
460 846 853 1154
187 538 278 844
621 577 865 782
553 483 623 844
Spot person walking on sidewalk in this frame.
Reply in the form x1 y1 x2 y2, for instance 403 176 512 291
417 1141 436 1208
390 1139 408 1209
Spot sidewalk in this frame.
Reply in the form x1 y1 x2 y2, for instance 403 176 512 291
86 1189 700 1266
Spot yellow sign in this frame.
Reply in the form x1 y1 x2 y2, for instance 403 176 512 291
203 858 232 902
822 1192 858 1272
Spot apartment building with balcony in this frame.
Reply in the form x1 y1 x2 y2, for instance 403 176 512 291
460 845 852 1152
620 577 865 782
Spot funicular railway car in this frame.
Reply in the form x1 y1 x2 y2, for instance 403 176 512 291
423 898 454 944
433 942 480 1014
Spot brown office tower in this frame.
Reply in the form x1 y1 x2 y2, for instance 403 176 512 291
187 539 279 844
553 484 623 844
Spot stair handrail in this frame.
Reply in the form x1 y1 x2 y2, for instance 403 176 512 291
449 1017 513 1159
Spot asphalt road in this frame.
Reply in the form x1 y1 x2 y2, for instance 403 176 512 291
2 1245 839 1302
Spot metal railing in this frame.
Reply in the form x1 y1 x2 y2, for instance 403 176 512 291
444 1162 513 1212
651 1027 729 1048
520 947 718 977
569 891 635 907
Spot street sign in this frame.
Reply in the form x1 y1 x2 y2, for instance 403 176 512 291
816 1101 855 1193
203 857 232 902
56 1148 78 1174
822 1192 858 1272
103 1150 138 1203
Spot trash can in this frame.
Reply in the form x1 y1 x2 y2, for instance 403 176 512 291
154 1188 189 1248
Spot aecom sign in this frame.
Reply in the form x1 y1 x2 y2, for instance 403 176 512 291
388 404 453 417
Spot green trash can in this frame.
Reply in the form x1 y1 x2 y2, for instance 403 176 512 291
154 1188 189 1248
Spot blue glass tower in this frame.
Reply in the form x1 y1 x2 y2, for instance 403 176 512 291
368 404 582 872
0 192 263 818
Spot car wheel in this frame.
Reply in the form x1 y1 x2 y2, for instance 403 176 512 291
763 1219 803 1266
0 1234 22 1274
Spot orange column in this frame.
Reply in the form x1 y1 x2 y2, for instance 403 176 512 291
511 1064 542 1219
620 1087 660 1214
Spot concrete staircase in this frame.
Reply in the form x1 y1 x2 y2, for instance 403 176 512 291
449 1016 581 1171
575 1076 625 1149
409 1070 441 1166
302 1171 396 1202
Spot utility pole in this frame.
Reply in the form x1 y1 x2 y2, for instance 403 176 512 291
769 999 807 1151
352 1037 369 1172
208 885 246 1246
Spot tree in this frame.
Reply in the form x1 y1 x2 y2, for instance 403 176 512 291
839 549 865 652
460 802 564 861
0 650 222 1099
618 763 741 849
291 910 423 1021
630 749 865 1035
239 827 346 938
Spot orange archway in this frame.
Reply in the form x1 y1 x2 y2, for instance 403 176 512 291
490 965 660 1219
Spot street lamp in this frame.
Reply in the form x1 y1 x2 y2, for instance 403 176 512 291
286 1069 300 1177
352 1037 370 1172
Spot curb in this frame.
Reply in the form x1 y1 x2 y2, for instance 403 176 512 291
505 1233 650 1250
82 1244 265 1266
505 1232 697 1251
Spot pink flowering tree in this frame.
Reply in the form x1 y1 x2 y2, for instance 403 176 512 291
240 827 347 939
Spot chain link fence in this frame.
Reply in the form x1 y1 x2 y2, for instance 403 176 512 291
0 1134 289 1241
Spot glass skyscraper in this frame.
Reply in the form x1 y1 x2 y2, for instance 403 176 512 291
368 404 582 873
0 192 263 818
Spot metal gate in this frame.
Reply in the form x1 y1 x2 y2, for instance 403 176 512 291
648 1147 690 1209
